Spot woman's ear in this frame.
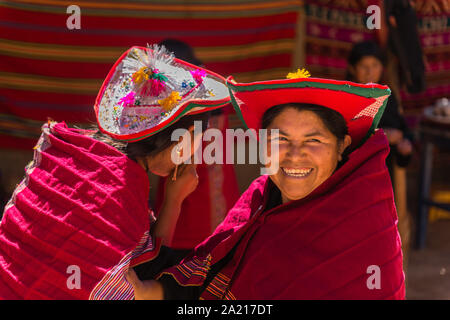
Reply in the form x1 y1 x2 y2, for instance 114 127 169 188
338 135 352 161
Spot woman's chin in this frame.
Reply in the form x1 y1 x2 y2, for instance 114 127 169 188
148 167 172 177
282 192 309 202
278 182 314 202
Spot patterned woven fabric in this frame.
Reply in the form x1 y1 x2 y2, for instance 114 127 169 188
0 0 302 149
303 0 449 115
400 1 450 111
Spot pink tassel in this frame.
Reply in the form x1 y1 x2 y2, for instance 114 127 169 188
139 78 166 97
190 69 206 84
150 79 166 96
118 91 136 107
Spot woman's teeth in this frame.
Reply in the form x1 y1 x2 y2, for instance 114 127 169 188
282 168 313 177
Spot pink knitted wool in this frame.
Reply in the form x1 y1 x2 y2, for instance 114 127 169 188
0 122 153 299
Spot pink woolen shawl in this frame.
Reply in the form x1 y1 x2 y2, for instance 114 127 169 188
0 122 156 299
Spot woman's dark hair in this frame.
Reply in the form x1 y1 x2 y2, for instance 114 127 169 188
262 103 351 162
347 40 386 67
346 40 386 82
158 39 203 67
90 111 210 162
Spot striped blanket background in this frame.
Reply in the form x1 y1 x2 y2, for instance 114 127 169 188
0 0 302 149
1 0 448 150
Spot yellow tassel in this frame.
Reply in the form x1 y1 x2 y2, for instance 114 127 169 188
286 68 311 79
132 67 151 84
158 91 182 112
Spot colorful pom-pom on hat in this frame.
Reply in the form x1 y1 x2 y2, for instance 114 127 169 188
227 70 391 150
95 45 230 142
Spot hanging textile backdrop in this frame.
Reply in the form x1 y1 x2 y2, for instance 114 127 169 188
304 0 449 122
0 0 302 150
403 1 450 113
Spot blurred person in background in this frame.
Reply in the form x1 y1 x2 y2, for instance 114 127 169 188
346 40 414 173
347 40 416 275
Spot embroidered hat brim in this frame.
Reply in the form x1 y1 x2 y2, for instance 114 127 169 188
95 46 230 142
226 76 391 150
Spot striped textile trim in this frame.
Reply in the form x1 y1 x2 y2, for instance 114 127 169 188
204 272 232 299
153 251 247 301
154 254 213 290
224 289 236 300
89 229 155 300
175 256 211 280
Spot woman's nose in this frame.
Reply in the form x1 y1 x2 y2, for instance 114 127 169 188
286 143 306 160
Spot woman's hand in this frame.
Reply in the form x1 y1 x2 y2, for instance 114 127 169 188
384 128 403 145
397 138 413 156
126 268 164 300
152 163 199 246
164 163 199 206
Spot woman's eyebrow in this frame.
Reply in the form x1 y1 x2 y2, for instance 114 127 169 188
279 129 290 136
269 129 289 136
304 131 326 137
268 128 289 138
270 129 327 138
267 128 289 136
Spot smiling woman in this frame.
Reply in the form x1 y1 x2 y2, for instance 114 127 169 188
262 103 351 203
126 74 406 300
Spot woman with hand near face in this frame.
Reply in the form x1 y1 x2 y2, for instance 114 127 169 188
126 72 405 300
0 45 231 299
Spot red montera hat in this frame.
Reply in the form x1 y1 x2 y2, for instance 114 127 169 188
227 70 391 150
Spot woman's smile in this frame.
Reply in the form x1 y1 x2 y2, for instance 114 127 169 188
281 167 313 178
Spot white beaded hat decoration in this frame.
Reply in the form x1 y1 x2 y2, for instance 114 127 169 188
95 45 230 142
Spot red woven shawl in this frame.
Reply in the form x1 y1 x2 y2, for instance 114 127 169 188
159 129 405 300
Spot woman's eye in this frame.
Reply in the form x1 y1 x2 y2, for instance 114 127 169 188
270 136 288 142
307 138 321 143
